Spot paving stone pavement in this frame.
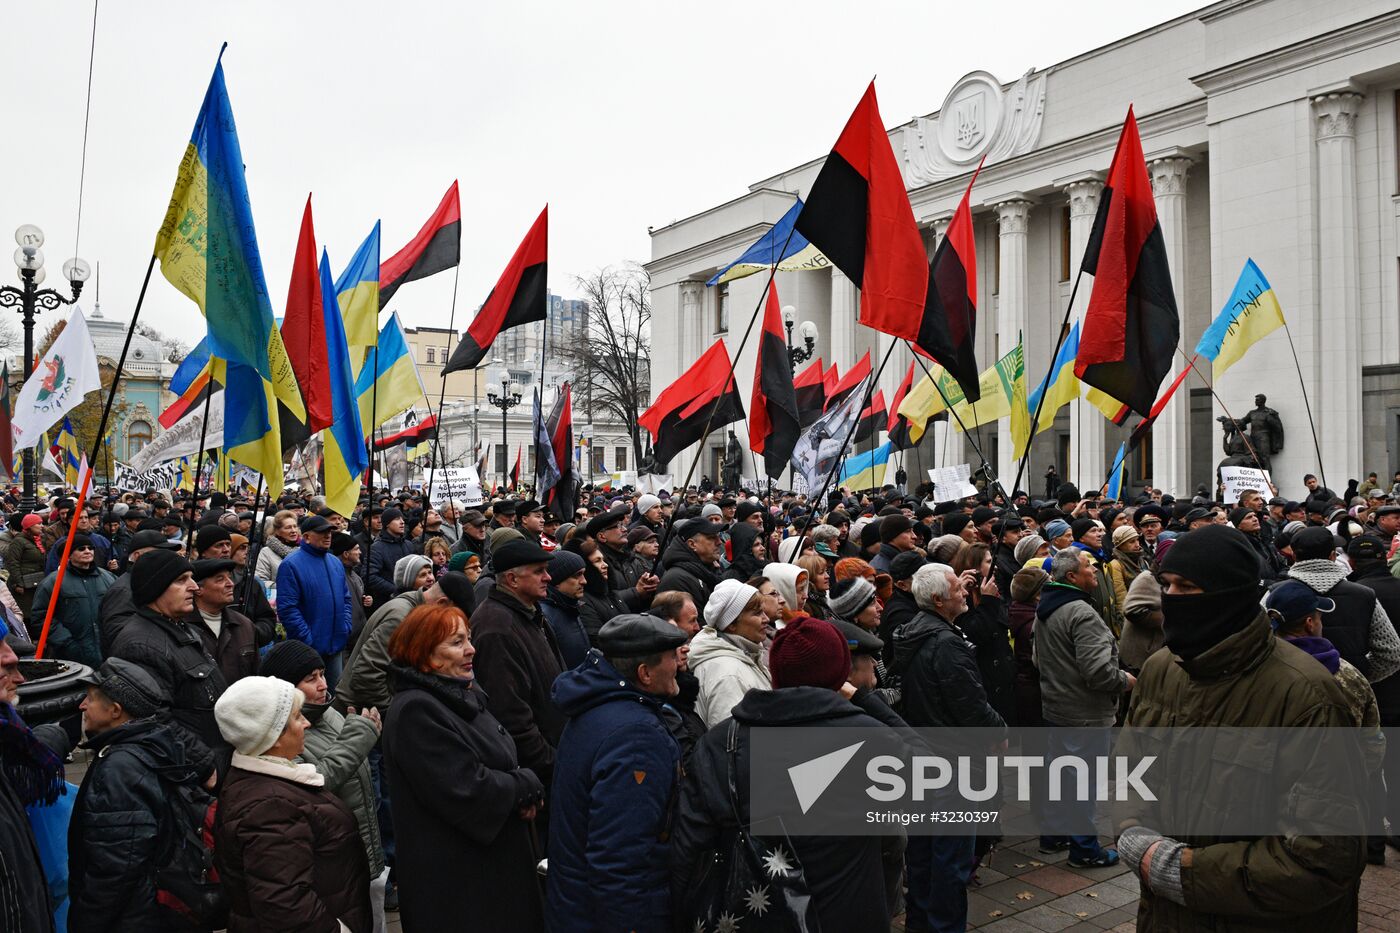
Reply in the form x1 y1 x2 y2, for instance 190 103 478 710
57 752 1400 931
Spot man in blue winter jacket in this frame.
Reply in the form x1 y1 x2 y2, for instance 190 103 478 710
275 513 353 689
547 613 686 933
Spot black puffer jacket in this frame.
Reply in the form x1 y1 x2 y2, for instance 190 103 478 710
721 524 766 582
657 536 719 619
600 542 648 610
877 587 920 669
892 610 1006 732
541 587 591 670
68 719 202 933
109 607 229 780
670 687 900 933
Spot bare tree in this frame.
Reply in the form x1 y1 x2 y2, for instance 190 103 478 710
557 264 651 462
134 322 191 363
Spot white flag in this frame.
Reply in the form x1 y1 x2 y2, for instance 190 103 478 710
12 309 102 450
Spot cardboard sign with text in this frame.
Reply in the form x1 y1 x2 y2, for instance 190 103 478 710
1220 465 1274 504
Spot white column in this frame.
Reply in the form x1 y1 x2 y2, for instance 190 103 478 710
994 197 1033 486
1313 90 1364 484
1064 177 1106 491
1148 155 1192 495
828 267 859 371
676 281 706 470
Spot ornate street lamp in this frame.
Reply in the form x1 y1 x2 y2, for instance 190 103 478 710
782 304 817 372
0 225 89 511
485 367 523 487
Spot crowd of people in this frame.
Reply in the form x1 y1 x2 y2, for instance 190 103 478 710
0 470 1395 931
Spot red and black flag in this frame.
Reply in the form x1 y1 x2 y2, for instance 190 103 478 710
794 82 928 343
379 181 462 309
509 446 522 491
1075 107 1180 417
917 159 984 401
546 382 577 520
639 339 744 469
373 412 438 450
0 363 13 479
793 357 827 427
827 351 871 411
749 283 802 479
443 206 548 375
822 363 840 405
887 360 917 450
853 390 888 444
280 195 332 432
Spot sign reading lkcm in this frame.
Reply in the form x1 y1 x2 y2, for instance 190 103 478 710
1220 465 1274 504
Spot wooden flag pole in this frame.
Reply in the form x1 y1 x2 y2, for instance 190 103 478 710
36 254 155 658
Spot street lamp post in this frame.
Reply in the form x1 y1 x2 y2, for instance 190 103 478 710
782 304 817 373
0 225 90 512
485 367 522 488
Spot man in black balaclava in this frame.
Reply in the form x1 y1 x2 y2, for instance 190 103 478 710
1114 524 1367 929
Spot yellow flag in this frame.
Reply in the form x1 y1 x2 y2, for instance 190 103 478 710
953 347 1019 430
1010 343 1030 462
896 362 963 444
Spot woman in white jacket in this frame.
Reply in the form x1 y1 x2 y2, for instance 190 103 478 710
687 578 773 727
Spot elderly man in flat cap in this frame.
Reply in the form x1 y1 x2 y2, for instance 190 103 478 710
547 613 686 932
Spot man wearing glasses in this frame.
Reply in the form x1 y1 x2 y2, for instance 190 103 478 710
1132 505 1168 564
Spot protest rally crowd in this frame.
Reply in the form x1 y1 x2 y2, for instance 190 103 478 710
0 467 1395 932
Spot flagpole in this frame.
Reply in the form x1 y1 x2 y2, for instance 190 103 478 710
534 314 550 498
36 254 155 659
789 341 898 560
1280 321 1328 491
902 340 1011 505
1178 349 1271 486
647 201 803 576
367 333 380 495
186 377 216 533
238 472 266 617
426 263 462 507
1008 267 1085 507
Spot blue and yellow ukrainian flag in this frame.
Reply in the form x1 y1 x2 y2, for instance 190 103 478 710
355 313 425 442
1105 442 1128 501
706 198 828 286
1028 323 1082 432
321 249 369 516
335 222 381 371
1195 258 1285 379
153 48 297 498
839 441 892 491
56 418 82 487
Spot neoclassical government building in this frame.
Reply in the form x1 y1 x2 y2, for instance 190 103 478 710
646 0 1400 499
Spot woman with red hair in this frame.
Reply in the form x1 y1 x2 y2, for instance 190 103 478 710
381 604 547 932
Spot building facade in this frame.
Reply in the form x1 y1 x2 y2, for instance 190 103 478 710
646 0 1400 499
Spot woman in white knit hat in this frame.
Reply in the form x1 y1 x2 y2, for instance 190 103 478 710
686 579 773 727
213 676 372 932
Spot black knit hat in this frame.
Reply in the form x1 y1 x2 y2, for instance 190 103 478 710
331 532 357 555
1157 524 1262 593
260 639 324 686
194 524 231 553
859 520 882 549
130 550 194 607
437 571 475 611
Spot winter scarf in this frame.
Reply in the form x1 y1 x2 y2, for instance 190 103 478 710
265 536 298 560
1282 634 1342 674
1111 547 1142 578
0 703 64 806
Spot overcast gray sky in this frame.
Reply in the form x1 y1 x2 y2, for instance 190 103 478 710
1 0 1207 347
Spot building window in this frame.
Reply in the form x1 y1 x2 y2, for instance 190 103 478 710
1135 428 1153 484
1060 205 1072 282
441 347 448 359
592 447 606 473
426 348 435 364
715 283 730 334
1394 90 1400 194
496 445 507 474
128 420 152 459
616 446 627 471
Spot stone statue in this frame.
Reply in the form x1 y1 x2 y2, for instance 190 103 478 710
721 430 743 492
1241 394 1284 473
1218 416 1255 469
